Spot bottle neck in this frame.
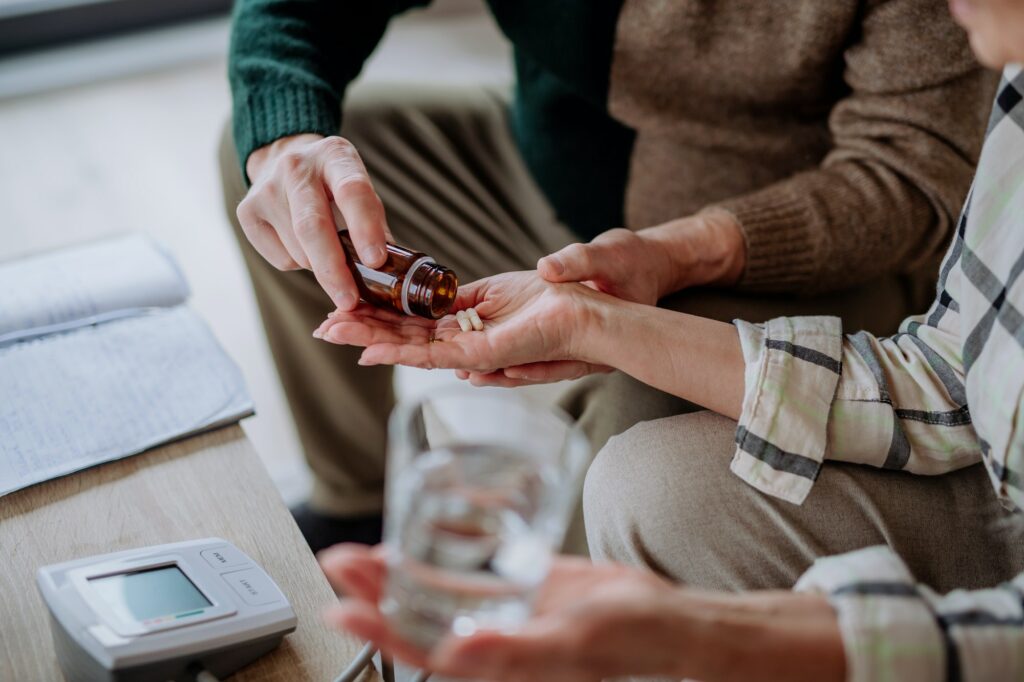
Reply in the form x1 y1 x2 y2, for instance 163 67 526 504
400 257 437 316
405 260 458 319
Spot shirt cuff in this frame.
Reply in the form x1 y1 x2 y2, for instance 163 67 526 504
731 315 843 504
795 547 946 682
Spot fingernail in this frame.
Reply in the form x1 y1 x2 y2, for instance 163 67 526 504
328 311 338 319
361 245 385 265
357 356 372 366
336 291 358 311
543 255 564 275
312 329 323 339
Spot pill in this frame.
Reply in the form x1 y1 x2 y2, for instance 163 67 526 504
467 307 484 331
455 310 473 332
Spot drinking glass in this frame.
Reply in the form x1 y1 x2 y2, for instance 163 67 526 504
380 387 590 650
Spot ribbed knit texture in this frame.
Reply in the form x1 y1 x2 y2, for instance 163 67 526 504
609 1 995 293
229 0 994 293
719 193 818 292
233 86 341 181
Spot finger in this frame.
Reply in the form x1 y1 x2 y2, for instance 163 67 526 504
467 371 534 388
321 139 388 268
236 200 301 271
286 175 361 310
249 185 312 270
315 303 436 341
502 361 601 383
431 630 565 682
538 242 597 283
323 319 434 347
320 302 439 332
324 602 431 669
359 338 479 370
452 278 491 311
318 306 442 345
317 544 386 601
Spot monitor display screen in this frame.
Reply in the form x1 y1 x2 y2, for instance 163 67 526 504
89 565 211 623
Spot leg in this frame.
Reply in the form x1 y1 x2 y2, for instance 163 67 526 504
218 84 575 526
584 411 1024 592
559 277 921 553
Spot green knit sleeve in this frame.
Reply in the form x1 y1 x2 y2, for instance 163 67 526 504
228 0 430 182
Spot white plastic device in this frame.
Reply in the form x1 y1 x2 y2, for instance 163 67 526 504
37 538 296 682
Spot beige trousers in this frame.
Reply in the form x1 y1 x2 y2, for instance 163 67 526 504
219 84 940 561
585 411 1024 592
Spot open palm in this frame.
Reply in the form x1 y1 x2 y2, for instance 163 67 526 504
316 270 595 373
319 544 682 682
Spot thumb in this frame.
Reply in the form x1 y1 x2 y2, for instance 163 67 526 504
538 243 597 283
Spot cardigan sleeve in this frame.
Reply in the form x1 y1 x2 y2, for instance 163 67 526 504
228 0 431 181
714 0 995 293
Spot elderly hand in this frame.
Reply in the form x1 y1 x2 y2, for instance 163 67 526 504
539 209 747 304
314 271 611 380
319 544 845 682
238 133 391 311
459 209 748 387
319 544 688 682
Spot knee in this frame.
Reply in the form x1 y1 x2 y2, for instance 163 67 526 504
582 412 739 577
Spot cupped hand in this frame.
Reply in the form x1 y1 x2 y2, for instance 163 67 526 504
314 271 608 375
319 544 685 682
237 133 391 311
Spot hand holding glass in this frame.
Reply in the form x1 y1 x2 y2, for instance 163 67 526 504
381 388 589 650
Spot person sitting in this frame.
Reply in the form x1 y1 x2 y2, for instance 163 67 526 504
220 0 992 553
314 0 1024 679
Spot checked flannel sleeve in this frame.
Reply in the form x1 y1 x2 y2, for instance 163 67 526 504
731 65 1024 681
731 306 980 506
794 547 1024 682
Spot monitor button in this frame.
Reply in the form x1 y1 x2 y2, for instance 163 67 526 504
88 624 129 647
201 546 249 570
222 568 282 606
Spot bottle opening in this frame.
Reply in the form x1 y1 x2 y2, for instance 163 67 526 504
404 260 458 319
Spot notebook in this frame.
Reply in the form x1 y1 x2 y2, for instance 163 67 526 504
0 235 254 497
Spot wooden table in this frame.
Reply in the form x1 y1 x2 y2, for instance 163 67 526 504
0 426 379 681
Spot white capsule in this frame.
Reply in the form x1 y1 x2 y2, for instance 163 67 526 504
467 307 484 331
455 310 472 332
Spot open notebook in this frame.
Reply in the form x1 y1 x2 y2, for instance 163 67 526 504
0 235 254 497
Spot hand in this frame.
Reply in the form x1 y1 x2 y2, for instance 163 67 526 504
237 133 390 310
539 208 747 304
319 544 846 682
319 544 689 682
314 271 608 376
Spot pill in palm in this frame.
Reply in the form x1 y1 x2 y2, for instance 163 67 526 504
455 310 473 332
467 307 484 331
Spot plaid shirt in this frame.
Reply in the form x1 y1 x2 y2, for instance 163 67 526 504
733 65 1024 681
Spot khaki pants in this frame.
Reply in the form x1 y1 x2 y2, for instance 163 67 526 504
585 411 1024 592
219 83 945 562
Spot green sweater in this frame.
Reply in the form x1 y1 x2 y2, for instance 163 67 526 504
229 0 631 238
229 0 992 293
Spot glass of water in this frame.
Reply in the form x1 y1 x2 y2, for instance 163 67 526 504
380 387 590 650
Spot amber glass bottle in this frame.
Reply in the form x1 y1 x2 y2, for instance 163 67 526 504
337 230 458 319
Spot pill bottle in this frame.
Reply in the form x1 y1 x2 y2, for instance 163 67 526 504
338 230 458 319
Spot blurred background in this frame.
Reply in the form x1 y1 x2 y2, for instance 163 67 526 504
0 0 512 505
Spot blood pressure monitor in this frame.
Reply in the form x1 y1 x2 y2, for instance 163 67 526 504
37 538 296 682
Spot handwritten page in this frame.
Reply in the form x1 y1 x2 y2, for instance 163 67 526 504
0 307 253 497
0 234 189 345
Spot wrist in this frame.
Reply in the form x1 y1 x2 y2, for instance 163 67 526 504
639 208 747 295
668 590 845 682
569 289 635 366
245 133 325 184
